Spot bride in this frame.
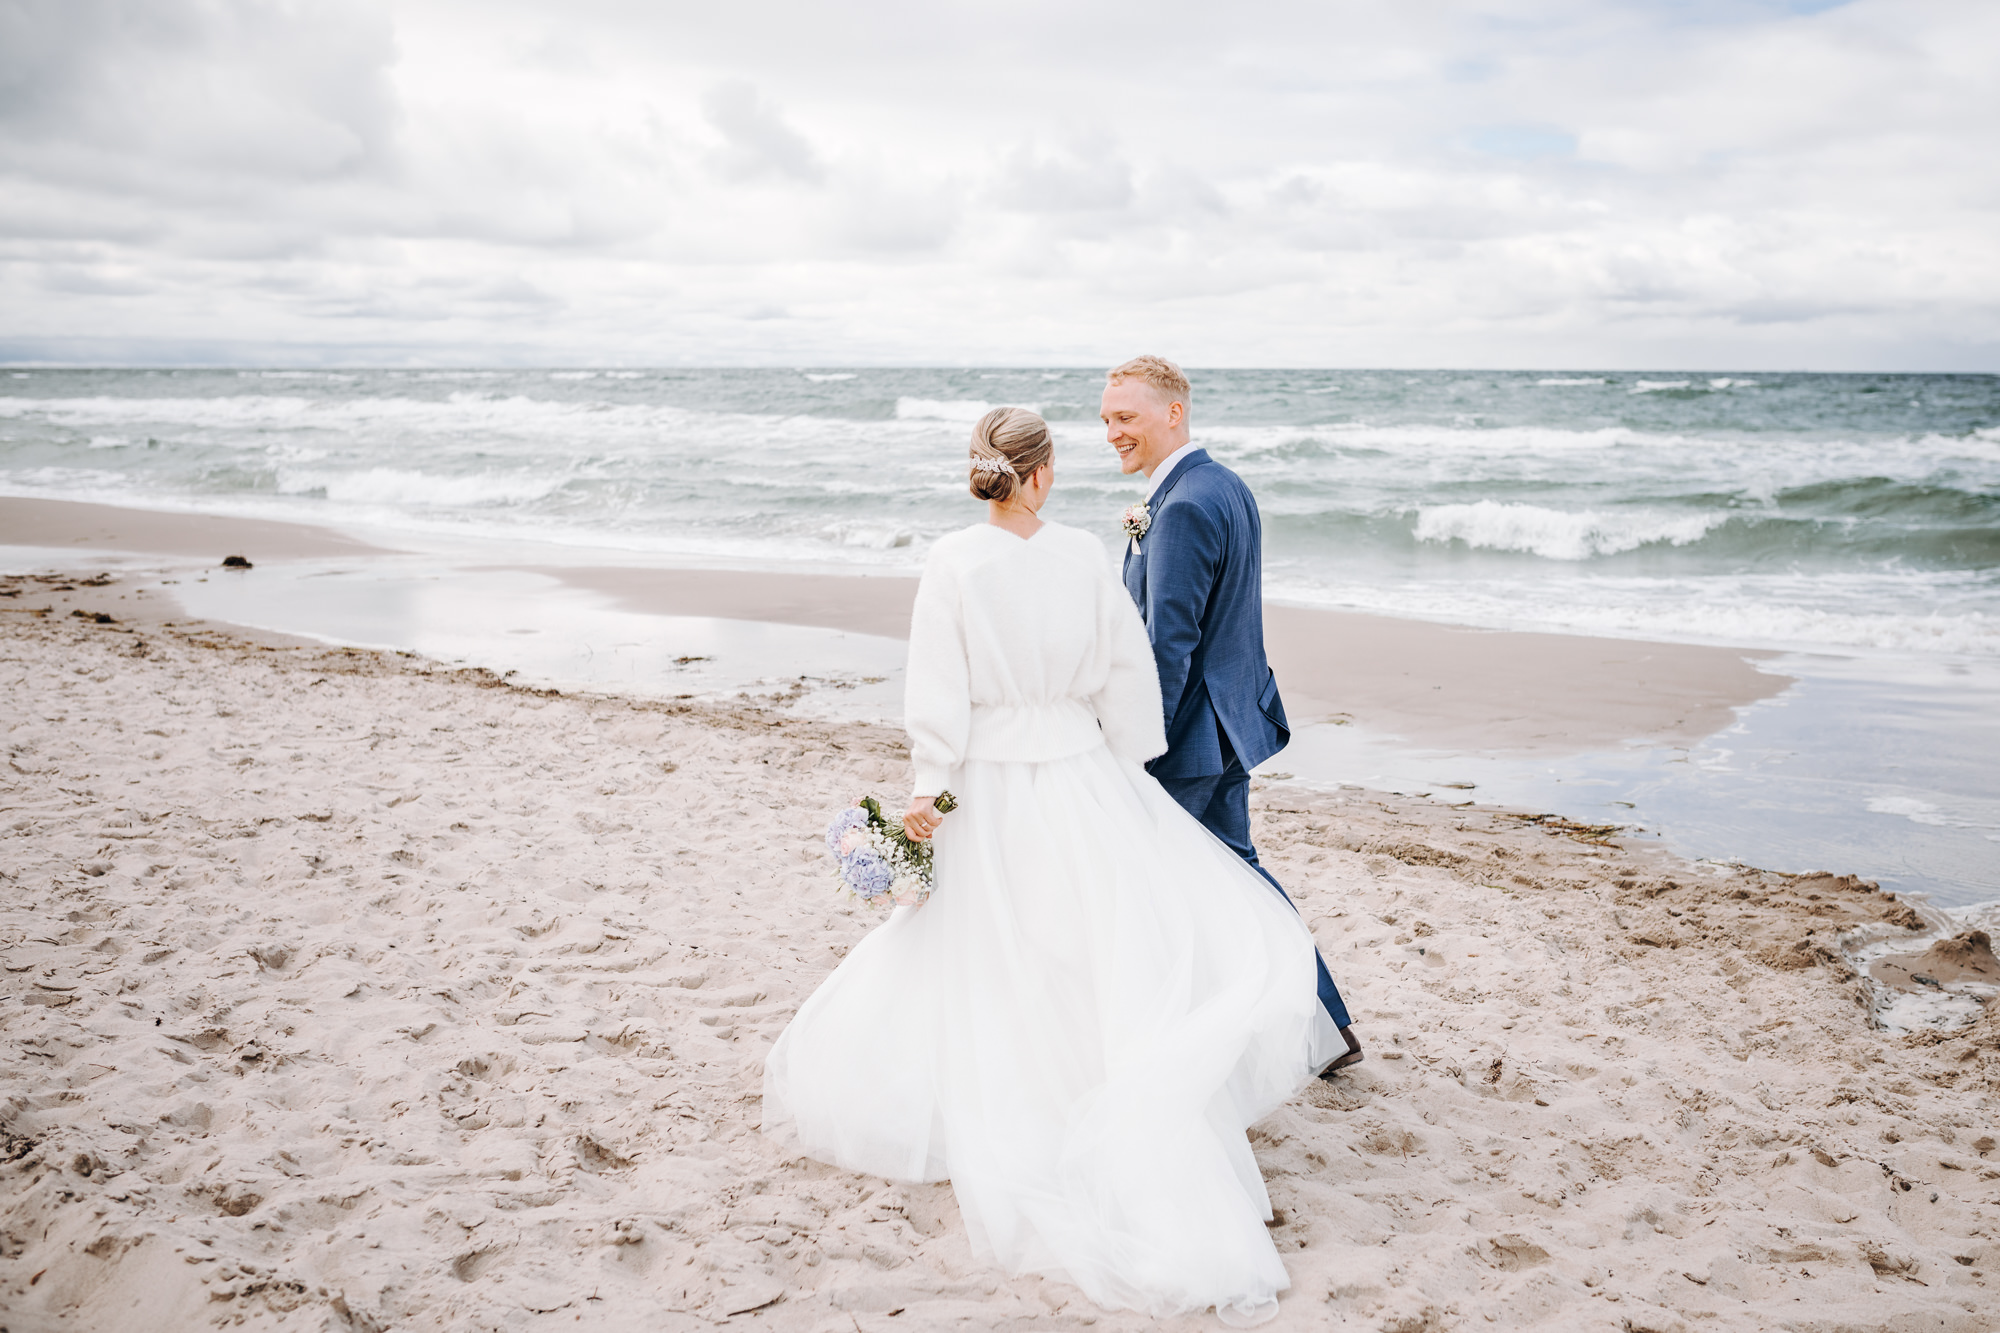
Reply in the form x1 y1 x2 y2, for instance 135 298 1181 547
762 406 1330 1326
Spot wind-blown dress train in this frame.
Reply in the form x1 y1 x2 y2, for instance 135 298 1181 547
762 520 1328 1325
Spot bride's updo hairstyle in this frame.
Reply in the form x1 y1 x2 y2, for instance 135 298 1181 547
967 406 1053 504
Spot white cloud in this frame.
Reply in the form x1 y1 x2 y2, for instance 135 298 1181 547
702 80 824 186
0 0 1994 369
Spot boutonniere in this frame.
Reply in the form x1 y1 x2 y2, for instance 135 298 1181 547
1120 502 1151 544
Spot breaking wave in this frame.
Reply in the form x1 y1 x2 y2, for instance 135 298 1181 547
1412 501 1727 560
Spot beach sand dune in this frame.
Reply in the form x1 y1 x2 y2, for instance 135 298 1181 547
2 585 1995 1332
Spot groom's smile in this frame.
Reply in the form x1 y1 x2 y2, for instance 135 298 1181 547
1100 375 1189 478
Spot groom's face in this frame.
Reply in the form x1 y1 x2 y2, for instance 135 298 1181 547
1100 380 1187 477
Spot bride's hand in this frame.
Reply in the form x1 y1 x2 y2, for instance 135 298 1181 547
903 796 942 841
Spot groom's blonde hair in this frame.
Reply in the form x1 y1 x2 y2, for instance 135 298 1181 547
1106 355 1191 409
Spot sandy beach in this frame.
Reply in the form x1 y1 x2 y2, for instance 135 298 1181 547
2 553 1996 1333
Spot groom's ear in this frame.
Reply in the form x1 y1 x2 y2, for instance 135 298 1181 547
1167 399 1185 428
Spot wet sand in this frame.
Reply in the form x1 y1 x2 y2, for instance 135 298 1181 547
3 497 1785 754
0 496 394 560
541 568 1786 753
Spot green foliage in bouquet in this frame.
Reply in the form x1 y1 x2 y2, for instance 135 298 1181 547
856 790 958 881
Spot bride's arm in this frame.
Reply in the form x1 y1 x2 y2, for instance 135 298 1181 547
904 547 971 801
1092 561 1168 765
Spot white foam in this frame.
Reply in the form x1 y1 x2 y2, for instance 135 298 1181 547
805 373 857 382
548 371 598 380
1267 571 2000 659
1412 500 1724 560
1708 378 1758 389
1631 380 1692 393
1210 421 1646 459
822 521 915 549
1536 378 1606 386
895 397 999 422
0 392 716 445
277 467 566 508
1868 796 1950 826
1864 793 2000 833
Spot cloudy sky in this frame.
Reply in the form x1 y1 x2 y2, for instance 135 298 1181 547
1 0 1994 369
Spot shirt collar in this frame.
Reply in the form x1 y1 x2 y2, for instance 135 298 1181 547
1144 442 1201 503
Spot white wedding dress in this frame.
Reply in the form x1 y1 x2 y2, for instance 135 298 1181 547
762 520 1335 1325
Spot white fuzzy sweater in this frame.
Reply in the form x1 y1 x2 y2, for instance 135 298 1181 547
905 520 1167 797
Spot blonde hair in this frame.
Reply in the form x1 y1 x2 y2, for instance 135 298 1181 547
968 406 1053 504
1106 354 1191 409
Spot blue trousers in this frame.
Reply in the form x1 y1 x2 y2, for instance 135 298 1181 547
1155 755 1353 1031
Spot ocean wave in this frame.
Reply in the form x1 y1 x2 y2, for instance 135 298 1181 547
1213 421 1649 458
0 393 980 450
6 368 1996 666
0 392 691 442
6 395 1994 479
1535 378 1606 386
2 466 138 493
1631 380 1694 394
895 397 1005 422
820 521 915 549
277 467 566 507
1267 572 2000 658
1212 425 2000 494
1412 501 1726 559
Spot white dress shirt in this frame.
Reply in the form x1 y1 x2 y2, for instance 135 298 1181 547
1145 441 1202 502
1130 441 1202 554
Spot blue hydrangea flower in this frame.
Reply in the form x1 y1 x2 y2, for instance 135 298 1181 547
841 849 893 900
825 805 868 856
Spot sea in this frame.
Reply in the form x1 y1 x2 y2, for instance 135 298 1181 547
3 367 1996 912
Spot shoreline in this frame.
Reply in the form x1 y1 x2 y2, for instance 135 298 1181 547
2 602 1995 1331
2 495 1785 754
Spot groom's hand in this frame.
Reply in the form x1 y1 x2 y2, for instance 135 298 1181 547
903 796 942 841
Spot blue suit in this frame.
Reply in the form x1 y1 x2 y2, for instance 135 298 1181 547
1123 449 1351 1031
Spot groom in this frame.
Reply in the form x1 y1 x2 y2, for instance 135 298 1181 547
1103 355 1360 1075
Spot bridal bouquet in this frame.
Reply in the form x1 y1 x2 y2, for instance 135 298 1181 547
823 792 958 908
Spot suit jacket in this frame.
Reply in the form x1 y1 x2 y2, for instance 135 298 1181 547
1121 448 1290 780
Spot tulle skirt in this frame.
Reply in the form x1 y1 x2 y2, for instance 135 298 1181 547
761 744 1324 1325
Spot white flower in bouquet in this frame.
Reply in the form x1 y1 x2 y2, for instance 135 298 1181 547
822 792 958 908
